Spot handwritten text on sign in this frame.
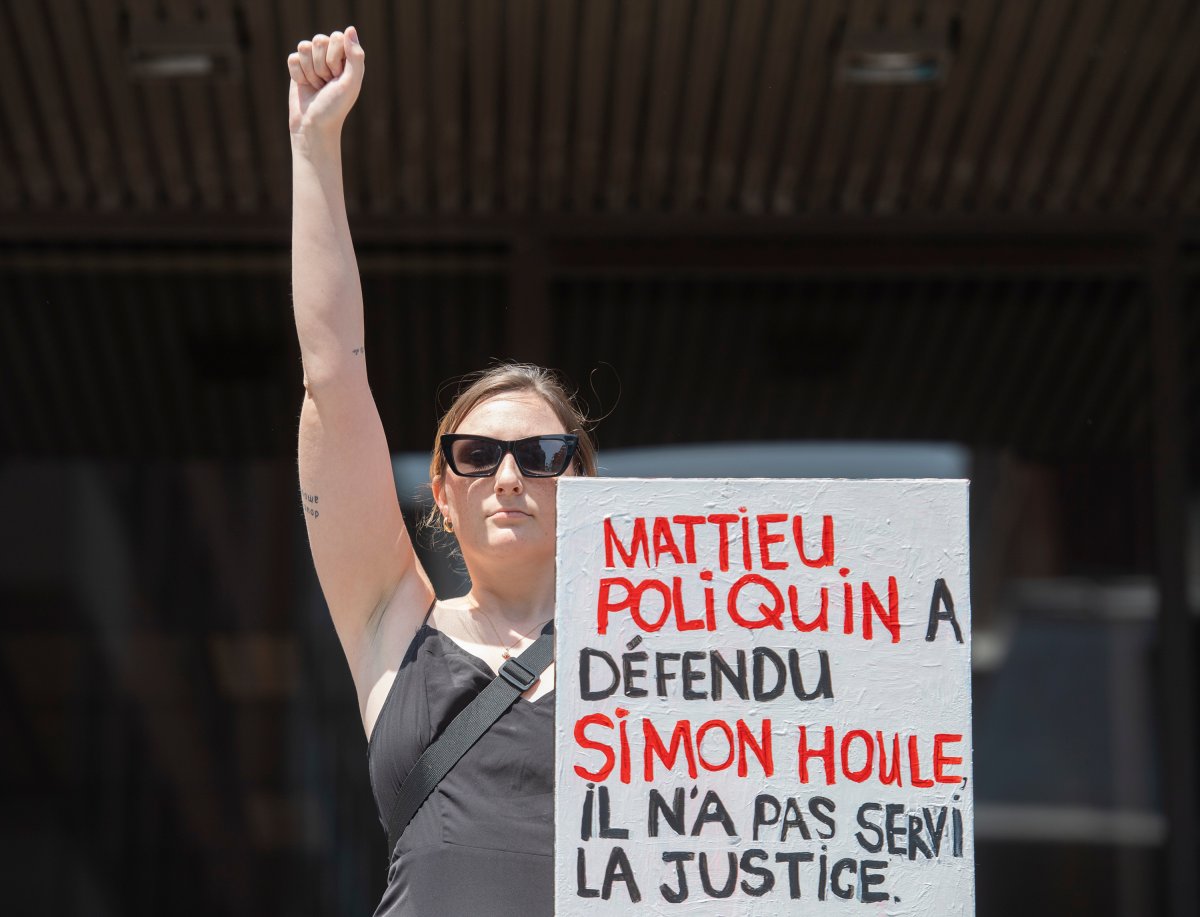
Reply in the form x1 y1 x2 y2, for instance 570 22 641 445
554 478 973 916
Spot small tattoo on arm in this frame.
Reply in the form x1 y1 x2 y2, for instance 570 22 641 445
351 346 365 356
301 488 320 519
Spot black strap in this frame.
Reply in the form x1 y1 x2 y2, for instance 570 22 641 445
385 620 555 860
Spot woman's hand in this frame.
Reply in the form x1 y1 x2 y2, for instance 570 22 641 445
287 26 365 138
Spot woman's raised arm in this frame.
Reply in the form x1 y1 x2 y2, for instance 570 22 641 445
289 27 433 684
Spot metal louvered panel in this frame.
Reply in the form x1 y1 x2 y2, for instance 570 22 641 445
0 1 1194 223
551 271 1154 453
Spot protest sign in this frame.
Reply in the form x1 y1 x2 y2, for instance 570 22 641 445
555 478 973 915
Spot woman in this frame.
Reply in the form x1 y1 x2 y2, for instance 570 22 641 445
288 26 596 916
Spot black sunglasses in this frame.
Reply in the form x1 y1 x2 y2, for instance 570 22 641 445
440 434 580 478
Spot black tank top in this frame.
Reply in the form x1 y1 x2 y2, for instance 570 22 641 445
367 602 554 917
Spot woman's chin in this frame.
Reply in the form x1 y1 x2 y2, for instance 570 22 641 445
476 525 553 558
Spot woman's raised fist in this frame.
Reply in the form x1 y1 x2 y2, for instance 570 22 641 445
287 26 365 137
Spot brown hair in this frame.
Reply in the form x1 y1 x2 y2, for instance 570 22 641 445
424 363 598 532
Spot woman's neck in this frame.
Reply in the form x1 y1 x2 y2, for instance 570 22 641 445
465 556 556 630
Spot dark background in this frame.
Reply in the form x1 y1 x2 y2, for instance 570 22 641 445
1 1 1197 915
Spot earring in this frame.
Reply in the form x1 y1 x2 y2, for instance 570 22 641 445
443 518 454 533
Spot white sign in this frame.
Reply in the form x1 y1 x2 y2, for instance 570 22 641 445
555 478 973 915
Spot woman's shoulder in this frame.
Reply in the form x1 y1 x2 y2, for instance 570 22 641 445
423 595 483 644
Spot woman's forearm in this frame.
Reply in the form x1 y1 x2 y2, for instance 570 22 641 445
285 27 368 395
291 130 366 393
